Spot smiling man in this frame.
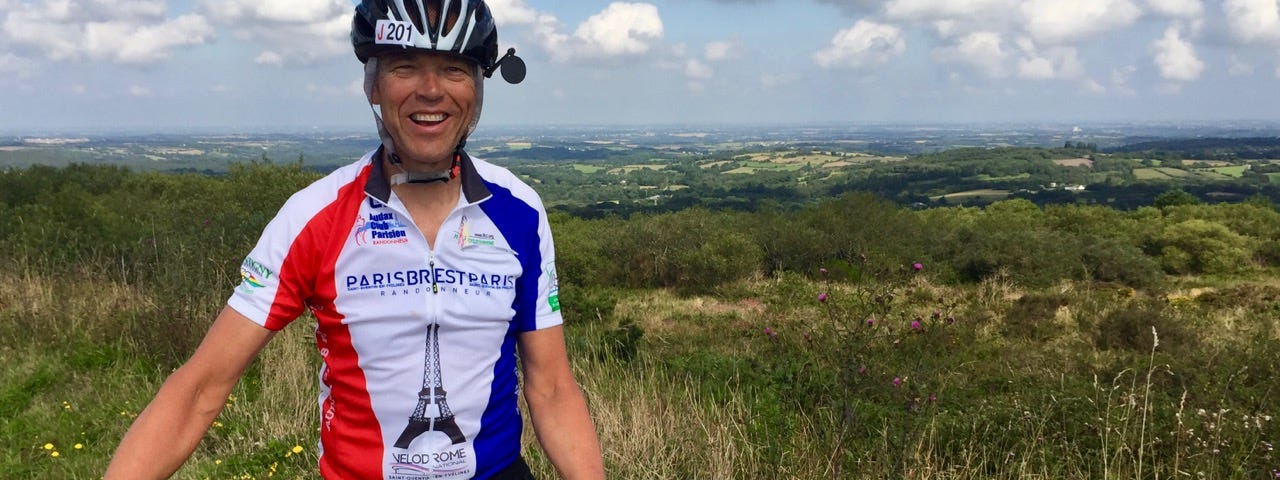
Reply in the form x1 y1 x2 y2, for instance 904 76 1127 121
105 1 604 479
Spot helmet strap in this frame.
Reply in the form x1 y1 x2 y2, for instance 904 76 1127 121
388 153 460 185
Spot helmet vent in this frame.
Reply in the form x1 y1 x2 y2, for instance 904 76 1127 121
402 0 425 35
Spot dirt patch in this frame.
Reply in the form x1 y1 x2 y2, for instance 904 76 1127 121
1054 158 1094 168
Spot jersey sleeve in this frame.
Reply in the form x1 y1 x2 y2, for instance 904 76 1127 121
532 205 564 330
227 193 323 331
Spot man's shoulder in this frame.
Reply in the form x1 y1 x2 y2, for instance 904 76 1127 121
277 152 375 216
469 154 542 204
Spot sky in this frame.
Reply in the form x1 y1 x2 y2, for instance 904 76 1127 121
2 0 1280 133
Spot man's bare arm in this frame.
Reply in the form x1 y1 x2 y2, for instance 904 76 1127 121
518 325 604 479
105 306 275 479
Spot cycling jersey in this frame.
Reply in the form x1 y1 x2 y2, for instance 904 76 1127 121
228 146 563 479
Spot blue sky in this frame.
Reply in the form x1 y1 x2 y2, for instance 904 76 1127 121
2 0 1279 133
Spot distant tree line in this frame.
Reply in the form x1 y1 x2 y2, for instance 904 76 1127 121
4 165 1278 312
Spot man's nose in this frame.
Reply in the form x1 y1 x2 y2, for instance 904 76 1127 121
414 71 445 99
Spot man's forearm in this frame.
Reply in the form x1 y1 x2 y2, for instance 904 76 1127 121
105 368 230 479
528 382 605 479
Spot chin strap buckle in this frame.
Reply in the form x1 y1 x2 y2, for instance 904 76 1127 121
389 154 461 185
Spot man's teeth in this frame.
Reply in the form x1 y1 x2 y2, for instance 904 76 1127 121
411 113 446 122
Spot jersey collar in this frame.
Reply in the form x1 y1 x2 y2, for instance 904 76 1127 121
365 145 491 205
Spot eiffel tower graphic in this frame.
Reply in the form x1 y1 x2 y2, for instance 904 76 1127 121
395 323 466 448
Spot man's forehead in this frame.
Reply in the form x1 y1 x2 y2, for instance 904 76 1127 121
378 49 474 65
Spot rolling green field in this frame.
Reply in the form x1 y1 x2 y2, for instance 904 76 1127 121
3 163 1279 478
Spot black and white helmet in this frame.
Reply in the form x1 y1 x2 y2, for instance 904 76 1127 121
351 0 524 83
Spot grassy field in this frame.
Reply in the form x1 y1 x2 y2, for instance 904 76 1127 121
3 164 1279 479
7 267 1279 479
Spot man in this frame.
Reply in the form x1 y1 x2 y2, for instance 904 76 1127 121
105 1 604 478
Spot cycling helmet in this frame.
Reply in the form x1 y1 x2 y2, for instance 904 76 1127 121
351 0 524 82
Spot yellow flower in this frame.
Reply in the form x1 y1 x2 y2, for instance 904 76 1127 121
74 444 83 450
215 459 222 465
292 445 303 454
51 451 60 458
43 443 54 450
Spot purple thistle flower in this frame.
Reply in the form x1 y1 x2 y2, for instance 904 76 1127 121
913 262 924 271
911 320 922 330
892 377 902 387
858 366 867 374
929 394 937 402
946 315 956 324
932 310 942 320
819 267 828 275
764 327 776 337
818 292 828 303
866 317 875 327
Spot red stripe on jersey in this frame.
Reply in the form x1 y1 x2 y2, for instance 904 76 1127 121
270 164 385 477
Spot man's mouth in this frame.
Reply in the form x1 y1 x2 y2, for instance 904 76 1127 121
410 113 447 125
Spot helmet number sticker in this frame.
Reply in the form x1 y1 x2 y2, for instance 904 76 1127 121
375 19 416 47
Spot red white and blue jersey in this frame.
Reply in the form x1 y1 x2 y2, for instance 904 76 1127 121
227 147 563 479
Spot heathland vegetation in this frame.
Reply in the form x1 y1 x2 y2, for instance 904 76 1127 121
2 154 1278 478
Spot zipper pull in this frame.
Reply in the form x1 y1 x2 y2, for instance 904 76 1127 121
429 258 439 294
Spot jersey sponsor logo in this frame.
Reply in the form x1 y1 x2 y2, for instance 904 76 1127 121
544 262 561 312
344 268 516 293
454 216 499 248
375 19 417 47
237 257 273 293
355 212 409 246
388 446 473 479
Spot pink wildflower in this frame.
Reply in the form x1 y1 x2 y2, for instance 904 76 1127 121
892 377 902 387
817 292 828 303
913 262 923 271
911 320 922 330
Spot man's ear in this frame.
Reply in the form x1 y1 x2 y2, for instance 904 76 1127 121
364 58 381 106
369 79 381 106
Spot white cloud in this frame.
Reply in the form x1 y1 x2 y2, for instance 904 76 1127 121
255 51 284 66
704 40 739 61
1111 65 1138 96
1227 54 1254 75
684 58 713 80
760 73 799 88
813 20 906 69
933 31 1008 77
0 52 30 77
1081 77 1107 94
202 0 339 24
128 85 152 97
1145 0 1204 18
198 0 349 65
886 0 1015 21
83 15 214 64
486 0 542 26
1020 0 1142 44
569 2 663 58
1151 26 1203 81
1015 40 1085 80
519 2 664 63
3 2 212 64
1222 0 1280 45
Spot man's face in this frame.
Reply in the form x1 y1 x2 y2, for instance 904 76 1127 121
370 50 477 168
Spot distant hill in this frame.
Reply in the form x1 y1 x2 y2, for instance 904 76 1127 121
1108 137 1280 159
